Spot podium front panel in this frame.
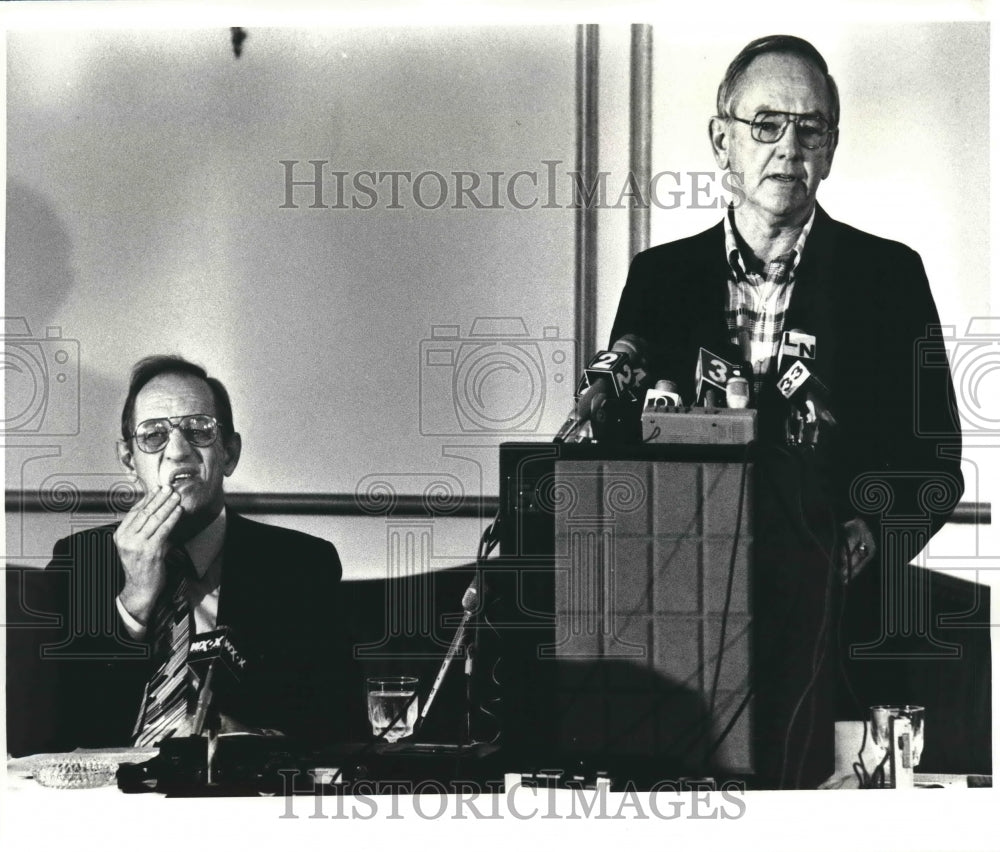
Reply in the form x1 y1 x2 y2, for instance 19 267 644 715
497 442 755 779
548 458 753 773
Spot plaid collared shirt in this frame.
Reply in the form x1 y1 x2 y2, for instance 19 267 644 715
724 207 815 387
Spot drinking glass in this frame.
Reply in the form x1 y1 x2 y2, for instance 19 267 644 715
366 676 419 742
869 705 925 781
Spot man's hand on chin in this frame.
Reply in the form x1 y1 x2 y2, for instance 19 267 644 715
114 485 183 625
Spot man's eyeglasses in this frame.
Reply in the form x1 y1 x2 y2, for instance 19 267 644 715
727 110 835 150
131 414 220 454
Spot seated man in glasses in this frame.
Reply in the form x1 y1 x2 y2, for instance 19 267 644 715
22 355 362 753
609 35 965 785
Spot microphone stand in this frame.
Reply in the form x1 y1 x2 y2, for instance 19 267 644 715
191 661 216 737
464 616 475 745
414 579 479 740
191 660 220 784
414 613 471 736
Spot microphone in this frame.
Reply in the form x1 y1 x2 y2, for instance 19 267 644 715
775 329 830 428
416 578 479 733
187 627 249 737
776 358 835 419
643 379 684 411
725 374 751 409
776 357 836 445
555 335 650 442
695 344 752 407
589 333 648 387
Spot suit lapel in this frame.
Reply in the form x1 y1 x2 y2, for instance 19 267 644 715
216 509 253 627
786 205 839 388
688 220 733 350
702 219 731 321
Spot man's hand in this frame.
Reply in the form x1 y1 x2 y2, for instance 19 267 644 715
114 485 183 625
838 516 876 584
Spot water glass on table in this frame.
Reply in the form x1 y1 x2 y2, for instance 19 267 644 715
868 705 925 787
366 676 420 742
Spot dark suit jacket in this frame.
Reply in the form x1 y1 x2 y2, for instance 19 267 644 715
608 205 971 785
11 511 363 755
610 205 964 559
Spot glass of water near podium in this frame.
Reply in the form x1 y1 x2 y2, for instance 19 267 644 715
366 676 420 742
868 705 925 788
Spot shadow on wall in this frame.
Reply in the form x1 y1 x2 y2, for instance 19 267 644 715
4 179 154 566
7 179 76 321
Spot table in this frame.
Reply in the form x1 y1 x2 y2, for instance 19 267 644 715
820 721 986 789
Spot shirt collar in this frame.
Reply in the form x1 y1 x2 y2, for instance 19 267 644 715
183 506 227 580
724 205 816 279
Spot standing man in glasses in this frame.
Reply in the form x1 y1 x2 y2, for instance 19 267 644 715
612 33 961 581
23 355 362 753
609 35 965 785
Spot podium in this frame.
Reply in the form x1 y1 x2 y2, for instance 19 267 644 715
493 440 838 789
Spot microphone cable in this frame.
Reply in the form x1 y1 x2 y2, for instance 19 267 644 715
588 442 755 772
836 537 890 788
767 444 839 789
471 510 503 745
708 441 753 719
693 442 756 771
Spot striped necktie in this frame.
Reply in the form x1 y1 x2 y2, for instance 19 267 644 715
132 547 195 747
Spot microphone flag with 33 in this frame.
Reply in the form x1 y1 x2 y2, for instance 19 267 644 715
774 328 832 420
554 334 650 441
774 328 836 443
776 358 836 421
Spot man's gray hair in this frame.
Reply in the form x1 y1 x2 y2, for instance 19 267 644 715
716 34 840 127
